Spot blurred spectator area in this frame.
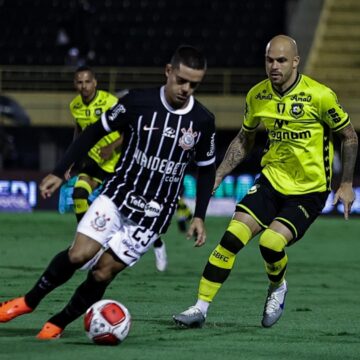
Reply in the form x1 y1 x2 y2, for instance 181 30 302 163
0 0 285 67
1 0 360 129
0 0 286 129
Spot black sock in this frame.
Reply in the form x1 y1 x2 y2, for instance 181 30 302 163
25 249 79 309
75 213 85 223
153 237 163 248
48 271 109 329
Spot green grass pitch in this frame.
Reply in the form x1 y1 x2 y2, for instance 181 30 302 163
0 212 359 360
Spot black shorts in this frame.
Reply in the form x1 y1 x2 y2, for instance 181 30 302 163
76 155 110 183
236 174 329 243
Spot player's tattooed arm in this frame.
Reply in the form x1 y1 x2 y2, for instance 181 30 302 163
333 123 358 219
213 128 256 192
338 123 358 183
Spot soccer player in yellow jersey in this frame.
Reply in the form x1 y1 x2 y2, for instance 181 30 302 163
174 35 358 328
68 66 123 223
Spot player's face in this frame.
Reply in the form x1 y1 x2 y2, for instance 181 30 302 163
265 44 299 91
74 71 97 103
164 63 205 109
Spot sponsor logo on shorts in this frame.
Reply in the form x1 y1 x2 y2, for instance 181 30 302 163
125 192 162 217
247 184 259 194
90 211 110 231
298 205 309 218
121 239 141 257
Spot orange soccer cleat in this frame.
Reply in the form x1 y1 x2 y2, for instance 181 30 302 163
0 297 33 322
36 322 63 340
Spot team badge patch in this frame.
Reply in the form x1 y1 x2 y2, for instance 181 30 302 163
91 211 110 231
290 103 304 119
179 126 197 150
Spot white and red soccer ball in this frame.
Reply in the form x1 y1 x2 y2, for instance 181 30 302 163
84 299 131 345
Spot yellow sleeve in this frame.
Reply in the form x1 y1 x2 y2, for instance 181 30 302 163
242 90 260 132
320 87 350 132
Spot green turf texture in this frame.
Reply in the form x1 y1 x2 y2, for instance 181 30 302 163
0 212 359 360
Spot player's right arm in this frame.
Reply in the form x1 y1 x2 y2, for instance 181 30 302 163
213 127 256 193
39 121 108 198
40 100 130 198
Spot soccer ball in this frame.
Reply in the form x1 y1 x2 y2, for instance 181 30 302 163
84 299 131 345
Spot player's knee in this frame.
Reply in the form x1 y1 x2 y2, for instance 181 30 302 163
221 219 252 252
92 267 116 283
68 248 91 266
259 229 287 253
92 268 114 283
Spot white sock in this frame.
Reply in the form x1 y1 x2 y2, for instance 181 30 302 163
195 299 210 316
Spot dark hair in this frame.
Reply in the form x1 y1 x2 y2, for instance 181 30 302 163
74 65 95 76
170 45 207 70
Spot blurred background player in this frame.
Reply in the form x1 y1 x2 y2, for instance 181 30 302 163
152 191 193 271
66 66 123 222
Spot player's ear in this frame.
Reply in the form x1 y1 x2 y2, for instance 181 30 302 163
165 64 172 78
293 55 300 69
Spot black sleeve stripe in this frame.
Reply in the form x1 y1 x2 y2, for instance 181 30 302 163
242 123 259 132
332 116 350 132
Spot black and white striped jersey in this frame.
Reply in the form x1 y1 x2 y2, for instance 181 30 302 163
100 86 216 234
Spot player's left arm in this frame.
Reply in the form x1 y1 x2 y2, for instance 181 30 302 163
333 123 358 219
187 163 216 247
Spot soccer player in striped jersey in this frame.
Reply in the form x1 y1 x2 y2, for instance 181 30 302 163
0 45 216 339
173 35 358 329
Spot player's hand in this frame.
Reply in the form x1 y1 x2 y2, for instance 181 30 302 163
39 174 63 199
187 217 206 247
332 182 355 220
212 175 223 195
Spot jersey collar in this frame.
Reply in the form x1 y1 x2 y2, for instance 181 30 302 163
271 72 302 98
83 90 100 106
160 86 194 115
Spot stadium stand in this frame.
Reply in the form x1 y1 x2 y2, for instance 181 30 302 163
305 0 360 129
0 0 285 67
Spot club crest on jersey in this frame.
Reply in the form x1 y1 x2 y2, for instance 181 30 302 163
179 126 197 150
94 108 102 116
290 103 304 119
91 211 110 231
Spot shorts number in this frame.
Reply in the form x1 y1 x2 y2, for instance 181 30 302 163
132 227 157 247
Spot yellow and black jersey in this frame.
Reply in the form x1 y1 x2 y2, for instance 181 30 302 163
243 73 350 195
70 90 120 173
